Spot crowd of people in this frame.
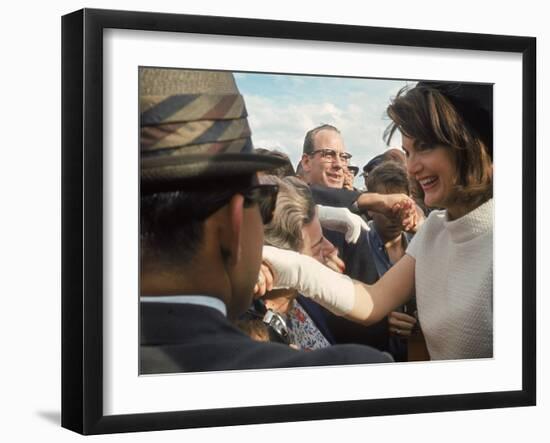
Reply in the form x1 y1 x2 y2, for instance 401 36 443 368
139 67 493 373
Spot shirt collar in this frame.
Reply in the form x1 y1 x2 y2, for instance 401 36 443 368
140 295 227 317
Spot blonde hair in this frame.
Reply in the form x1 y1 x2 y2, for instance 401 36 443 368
260 176 316 252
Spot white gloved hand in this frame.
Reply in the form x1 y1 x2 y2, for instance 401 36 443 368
262 245 356 316
317 205 369 244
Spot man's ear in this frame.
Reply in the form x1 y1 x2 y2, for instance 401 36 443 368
224 194 244 266
301 153 311 172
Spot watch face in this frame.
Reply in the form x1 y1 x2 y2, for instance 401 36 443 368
263 310 290 342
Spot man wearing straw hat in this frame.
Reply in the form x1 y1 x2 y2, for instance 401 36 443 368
139 67 391 374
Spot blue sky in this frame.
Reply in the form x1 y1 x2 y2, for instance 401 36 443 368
235 72 414 187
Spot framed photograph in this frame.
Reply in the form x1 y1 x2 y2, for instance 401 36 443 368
62 8 536 435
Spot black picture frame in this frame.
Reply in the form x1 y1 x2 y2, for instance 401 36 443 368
61 8 536 435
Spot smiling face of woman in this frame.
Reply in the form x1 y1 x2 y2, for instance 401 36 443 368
387 85 493 220
402 134 465 217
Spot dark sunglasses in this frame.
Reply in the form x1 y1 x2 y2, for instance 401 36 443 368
347 166 359 177
241 184 279 225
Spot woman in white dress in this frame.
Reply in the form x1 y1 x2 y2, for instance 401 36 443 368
261 82 493 360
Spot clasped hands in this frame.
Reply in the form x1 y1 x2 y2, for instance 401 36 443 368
379 194 420 233
317 195 420 241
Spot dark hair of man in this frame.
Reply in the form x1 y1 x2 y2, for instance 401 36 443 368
385 84 492 209
363 154 385 176
140 175 254 269
302 124 341 154
381 148 406 165
366 161 410 196
254 148 296 177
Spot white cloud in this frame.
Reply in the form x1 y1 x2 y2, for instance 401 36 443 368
242 79 407 187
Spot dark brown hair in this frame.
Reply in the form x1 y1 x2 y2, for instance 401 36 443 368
385 84 492 209
366 161 410 196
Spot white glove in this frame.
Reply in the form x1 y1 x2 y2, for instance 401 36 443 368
262 245 356 316
317 205 369 244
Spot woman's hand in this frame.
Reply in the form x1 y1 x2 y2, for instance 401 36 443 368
386 195 419 232
253 262 274 298
360 192 417 231
388 311 417 337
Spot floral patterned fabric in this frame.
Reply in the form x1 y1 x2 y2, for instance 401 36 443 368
286 300 331 350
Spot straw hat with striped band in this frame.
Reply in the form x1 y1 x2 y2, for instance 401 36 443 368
140 67 285 193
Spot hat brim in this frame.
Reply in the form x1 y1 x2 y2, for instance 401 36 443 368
141 153 287 193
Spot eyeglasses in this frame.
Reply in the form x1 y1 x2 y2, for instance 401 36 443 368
309 148 352 164
192 183 278 224
241 184 279 225
347 166 359 177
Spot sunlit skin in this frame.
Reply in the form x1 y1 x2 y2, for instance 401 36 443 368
402 135 470 220
301 129 347 189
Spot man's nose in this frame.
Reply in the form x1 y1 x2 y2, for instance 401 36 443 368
332 154 344 168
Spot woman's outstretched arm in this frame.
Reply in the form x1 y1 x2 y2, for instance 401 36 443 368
347 254 415 324
260 246 415 326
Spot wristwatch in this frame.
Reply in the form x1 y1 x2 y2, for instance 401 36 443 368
263 309 290 344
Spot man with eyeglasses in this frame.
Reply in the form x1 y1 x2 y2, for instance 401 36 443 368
301 124 352 189
295 125 419 356
139 68 391 374
343 165 359 191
